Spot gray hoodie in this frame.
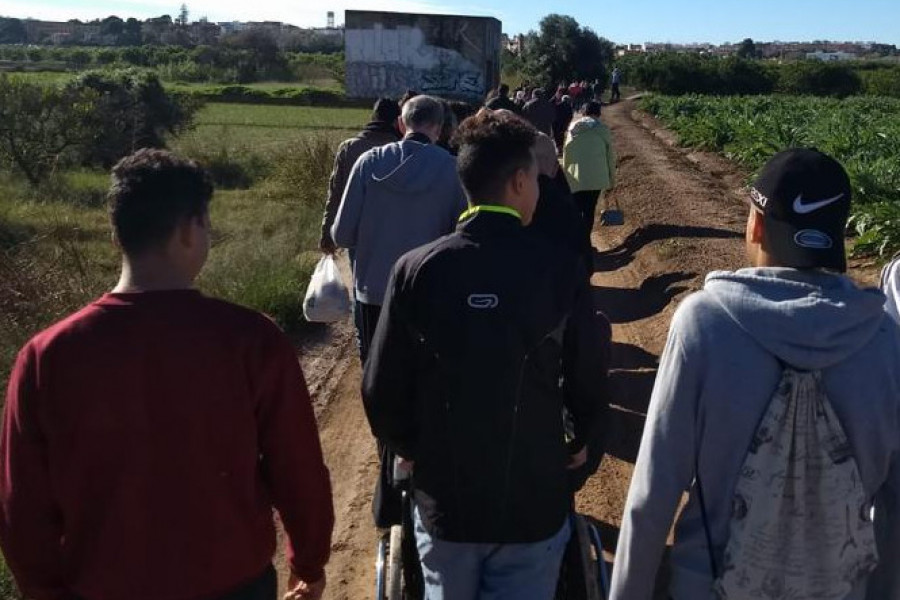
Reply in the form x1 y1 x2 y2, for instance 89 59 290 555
332 138 467 305
611 268 900 600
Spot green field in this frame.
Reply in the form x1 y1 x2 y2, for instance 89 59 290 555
641 94 900 255
2 102 360 398
174 103 370 152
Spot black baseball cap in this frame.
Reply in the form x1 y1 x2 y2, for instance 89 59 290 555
749 148 852 272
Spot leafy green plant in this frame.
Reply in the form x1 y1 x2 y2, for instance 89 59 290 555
641 94 900 256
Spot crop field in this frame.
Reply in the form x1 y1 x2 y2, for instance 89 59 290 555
641 94 900 255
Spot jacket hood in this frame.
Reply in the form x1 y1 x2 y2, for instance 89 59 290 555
703 268 887 370
369 141 449 194
568 117 605 137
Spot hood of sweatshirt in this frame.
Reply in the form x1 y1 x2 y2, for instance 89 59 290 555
568 116 606 138
703 267 887 370
368 140 451 195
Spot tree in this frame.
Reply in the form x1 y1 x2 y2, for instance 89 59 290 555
65 69 200 168
121 18 142 46
0 76 94 185
737 38 758 59
177 4 189 27
100 15 124 38
0 18 26 44
521 15 615 88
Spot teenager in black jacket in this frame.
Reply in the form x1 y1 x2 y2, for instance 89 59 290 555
363 110 610 599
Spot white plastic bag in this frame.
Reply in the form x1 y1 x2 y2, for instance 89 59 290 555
303 254 351 323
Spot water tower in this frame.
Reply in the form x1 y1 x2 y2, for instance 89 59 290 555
327 11 335 29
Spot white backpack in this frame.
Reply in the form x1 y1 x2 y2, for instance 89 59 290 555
699 367 878 600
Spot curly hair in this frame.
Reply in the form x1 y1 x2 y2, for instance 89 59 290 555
453 110 538 204
108 148 213 256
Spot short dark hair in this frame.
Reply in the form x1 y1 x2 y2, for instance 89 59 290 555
372 97 401 123
584 101 602 117
498 83 510 96
108 148 213 257
399 89 419 108
453 110 538 204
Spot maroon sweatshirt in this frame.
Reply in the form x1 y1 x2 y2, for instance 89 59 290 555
0 290 334 600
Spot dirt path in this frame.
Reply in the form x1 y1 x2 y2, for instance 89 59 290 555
295 97 865 598
574 101 750 591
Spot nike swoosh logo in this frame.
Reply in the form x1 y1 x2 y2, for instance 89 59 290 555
793 193 844 214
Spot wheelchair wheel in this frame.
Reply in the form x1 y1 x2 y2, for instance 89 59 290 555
586 521 610 599
387 524 403 600
375 532 388 600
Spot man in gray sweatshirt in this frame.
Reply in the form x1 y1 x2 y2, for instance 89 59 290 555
332 95 467 363
611 149 900 600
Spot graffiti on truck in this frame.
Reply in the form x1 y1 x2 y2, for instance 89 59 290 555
345 23 492 100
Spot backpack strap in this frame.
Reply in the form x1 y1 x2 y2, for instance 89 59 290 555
695 466 720 579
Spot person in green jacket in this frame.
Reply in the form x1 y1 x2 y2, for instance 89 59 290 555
563 101 616 245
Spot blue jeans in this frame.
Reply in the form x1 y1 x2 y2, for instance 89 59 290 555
413 505 570 600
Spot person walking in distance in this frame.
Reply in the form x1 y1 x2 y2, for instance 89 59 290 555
319 98 401 254
0 149 335 600
610 67 622 103
331 95 467 365
553 95 574 156
610 149 900 600
363 110 610 600
522 88 557 137
486 83 520 114
563 101 616 247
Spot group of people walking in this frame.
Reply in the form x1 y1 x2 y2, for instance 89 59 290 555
1 79 899 600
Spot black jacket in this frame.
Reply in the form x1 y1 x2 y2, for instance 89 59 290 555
363 209 609 544
320 122 401 246
523 97 557 137
531 174 593 272
485 94 521 115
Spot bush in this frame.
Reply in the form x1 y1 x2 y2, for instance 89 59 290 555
65 68 202 168
621 53 891 97
776 61 862 97
861 67 900 97
0 75 96 185
181 132 270 190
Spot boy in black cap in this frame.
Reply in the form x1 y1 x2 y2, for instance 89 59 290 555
611 148 900 600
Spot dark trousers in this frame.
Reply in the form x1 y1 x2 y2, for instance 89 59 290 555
573 190 602 245
353 300 382 365
218 566 276 600
75 566 277 600
612 82 621 102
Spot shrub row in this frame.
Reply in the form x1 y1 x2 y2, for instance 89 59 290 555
618 53 900 98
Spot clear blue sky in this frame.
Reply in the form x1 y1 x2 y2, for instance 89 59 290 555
6 0 900 45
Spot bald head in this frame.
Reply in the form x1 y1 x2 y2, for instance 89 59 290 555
402 95 445 131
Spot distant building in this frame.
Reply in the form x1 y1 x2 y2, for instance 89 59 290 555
502 33 525 55
807 50 856 61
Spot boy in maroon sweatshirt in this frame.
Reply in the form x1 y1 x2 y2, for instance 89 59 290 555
0 149 334 600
